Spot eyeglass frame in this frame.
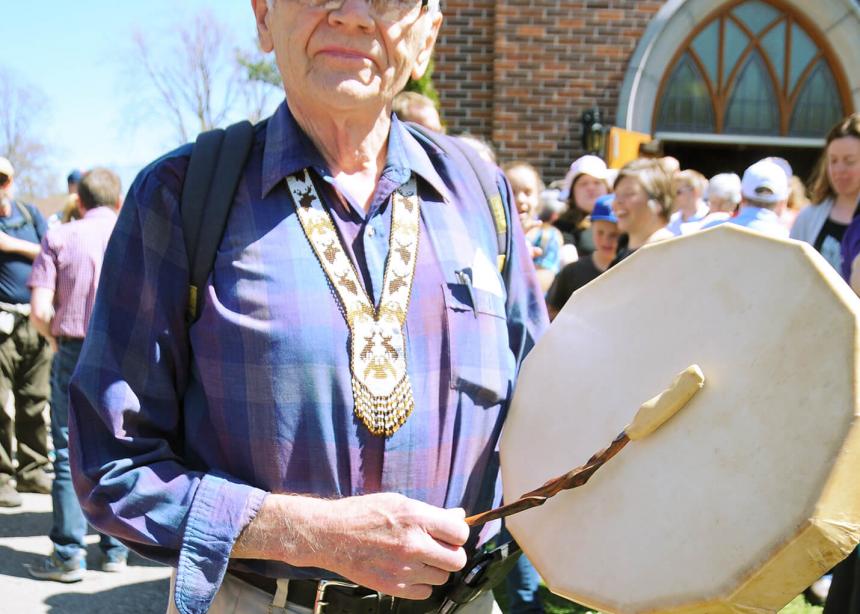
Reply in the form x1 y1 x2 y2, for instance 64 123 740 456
295 0 432 21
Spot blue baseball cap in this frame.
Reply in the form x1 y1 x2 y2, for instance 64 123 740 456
590 194 617 223
67 169 83 184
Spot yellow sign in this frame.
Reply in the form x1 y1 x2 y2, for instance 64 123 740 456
606 127 652 169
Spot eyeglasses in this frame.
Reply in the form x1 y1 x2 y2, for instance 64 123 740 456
295 0 430 22
0 174 9 187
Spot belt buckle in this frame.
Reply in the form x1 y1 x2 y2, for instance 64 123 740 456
314 579 360 614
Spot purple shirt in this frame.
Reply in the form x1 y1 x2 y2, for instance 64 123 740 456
841 213 860 282
68 101 547 614
28 206 117 338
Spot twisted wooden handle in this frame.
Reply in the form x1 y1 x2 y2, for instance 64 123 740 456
465 365 705 527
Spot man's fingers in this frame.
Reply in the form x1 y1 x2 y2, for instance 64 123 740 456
421 538 468 573
395 583 434 601
422 506 469 547
411 562 451 586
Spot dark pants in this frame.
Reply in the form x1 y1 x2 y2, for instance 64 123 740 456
500 524 544 614
0 314 52 483
50 338 127 561
825 547 860 614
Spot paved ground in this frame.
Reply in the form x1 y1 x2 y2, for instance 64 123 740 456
0 492 171 614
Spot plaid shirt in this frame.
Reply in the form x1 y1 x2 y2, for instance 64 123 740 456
28 206 117 338
68 102 547 614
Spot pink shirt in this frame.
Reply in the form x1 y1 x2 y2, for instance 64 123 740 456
28 206 117 339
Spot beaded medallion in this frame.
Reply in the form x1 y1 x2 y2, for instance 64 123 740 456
287 170 420 436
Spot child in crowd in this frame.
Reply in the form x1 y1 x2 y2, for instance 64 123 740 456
504 161 564 293
546 194 619 320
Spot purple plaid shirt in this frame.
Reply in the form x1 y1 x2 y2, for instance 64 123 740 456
68 102 547 614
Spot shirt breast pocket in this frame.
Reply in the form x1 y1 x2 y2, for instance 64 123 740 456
443 281 514 407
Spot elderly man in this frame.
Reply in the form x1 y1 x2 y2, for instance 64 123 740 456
0 156 52 508
702 159 790 238
68 2 546 613
27 168 129 582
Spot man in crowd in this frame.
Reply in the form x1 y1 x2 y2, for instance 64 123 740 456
0 156 52 508
68 1 546 613
27 168 129 582
703 158 789 238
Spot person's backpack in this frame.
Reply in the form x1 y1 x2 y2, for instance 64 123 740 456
180 120 511 322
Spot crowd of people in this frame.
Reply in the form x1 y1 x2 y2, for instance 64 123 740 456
0 3 857 610
0 159 128 581
512 113 860 614
499 114 860 333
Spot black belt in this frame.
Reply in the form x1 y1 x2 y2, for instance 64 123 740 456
228 570 440 614
227 541 522 614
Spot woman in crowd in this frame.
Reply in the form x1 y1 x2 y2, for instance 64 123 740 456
791 113 860 272
667 169 710 235
612 158 675 264
554 155 610 258
546 194 619 320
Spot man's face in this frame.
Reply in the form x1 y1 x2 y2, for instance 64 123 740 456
253 0 442 113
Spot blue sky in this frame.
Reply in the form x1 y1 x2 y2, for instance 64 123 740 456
2 1 278 194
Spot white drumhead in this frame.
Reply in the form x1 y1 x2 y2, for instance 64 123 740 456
502 225 860 613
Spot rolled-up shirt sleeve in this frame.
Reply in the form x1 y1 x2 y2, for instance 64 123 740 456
28 233 57 291
68 152 267 614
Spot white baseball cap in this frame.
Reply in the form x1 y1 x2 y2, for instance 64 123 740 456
560 155 608 200
741 159 789 204
0 157 13 179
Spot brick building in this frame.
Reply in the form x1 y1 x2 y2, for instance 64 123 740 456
433 0 860 182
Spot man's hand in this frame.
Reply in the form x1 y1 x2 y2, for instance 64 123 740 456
30 287 56 350
233 493 470 600
311 494 469 599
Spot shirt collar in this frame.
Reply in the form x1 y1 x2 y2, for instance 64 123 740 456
82 206 117 220
261 100 451 204
740 205 778 220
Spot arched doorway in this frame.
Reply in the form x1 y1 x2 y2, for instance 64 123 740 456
654 0 850 179
616 0 858 181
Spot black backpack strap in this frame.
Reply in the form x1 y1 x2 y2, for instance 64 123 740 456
180 120 255 322
404 124 511 281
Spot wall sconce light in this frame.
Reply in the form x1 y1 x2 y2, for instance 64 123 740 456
580 107 607 158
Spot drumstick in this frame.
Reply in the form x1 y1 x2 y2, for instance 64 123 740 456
465 365 705 527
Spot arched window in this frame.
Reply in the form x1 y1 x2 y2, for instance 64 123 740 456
655 0 847 137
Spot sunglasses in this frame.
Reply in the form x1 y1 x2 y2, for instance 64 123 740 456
0 174 9 187
294 0 430 21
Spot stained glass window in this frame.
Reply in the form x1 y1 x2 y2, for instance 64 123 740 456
790 61 844 136
656 55 715 132
655 0 847 137
724 53 779 134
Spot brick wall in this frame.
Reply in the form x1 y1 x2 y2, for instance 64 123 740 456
435 1 663 183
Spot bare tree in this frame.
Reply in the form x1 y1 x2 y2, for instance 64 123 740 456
236 44 282 123
0 68 54 201
130 10 243 144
